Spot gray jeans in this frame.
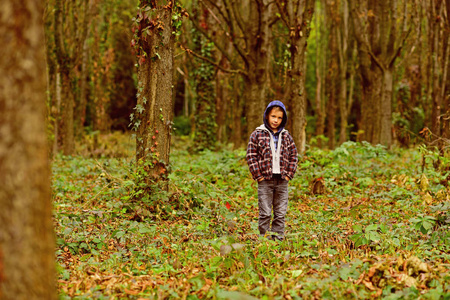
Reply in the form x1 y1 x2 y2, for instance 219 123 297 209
257 178 289 237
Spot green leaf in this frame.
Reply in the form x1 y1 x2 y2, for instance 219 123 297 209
339 267 351 281
290 270 303 278
138 226 153 234
352 224 363 232
366 224 378 231
367 231 381 242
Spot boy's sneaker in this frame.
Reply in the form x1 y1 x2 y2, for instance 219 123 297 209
272 235 284 241
259 234 276 241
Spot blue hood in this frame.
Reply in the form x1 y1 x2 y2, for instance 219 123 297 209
263 100 287 132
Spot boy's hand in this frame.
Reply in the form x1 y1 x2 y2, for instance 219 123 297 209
285 177 290 181
258 178 264 182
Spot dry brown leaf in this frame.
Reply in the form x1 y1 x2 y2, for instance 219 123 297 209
363 280 376 291
419 174 429 192
423 192 433 205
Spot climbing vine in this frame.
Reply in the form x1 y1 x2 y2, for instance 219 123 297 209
192 19 217 152
130 1 187 66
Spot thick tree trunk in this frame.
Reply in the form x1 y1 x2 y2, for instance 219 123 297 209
349 0 414 148
380 69 393 146
55 0 75 155
361 69 382 145
60 68 75 154
244 0 273 135
192 5 217 151
427 0 449 143
244 75 268 133
135 2 174 185
279 0 315 154
0 1 56 299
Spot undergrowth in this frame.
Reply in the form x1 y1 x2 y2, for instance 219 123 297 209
53 134 450 299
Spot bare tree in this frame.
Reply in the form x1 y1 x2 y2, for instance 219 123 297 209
0 1 56 299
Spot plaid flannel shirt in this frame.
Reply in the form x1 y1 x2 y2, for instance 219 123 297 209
246 127 298 181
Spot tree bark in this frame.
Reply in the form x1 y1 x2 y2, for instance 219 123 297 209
54 0 75 155
315 0 326 148
277 0 315 153
134 1 175 185
242 0 274 136
337 0 351 145
192 4 217 151
428 0 449 141
78 0 97 135
327 2 339 149
0 1 56 299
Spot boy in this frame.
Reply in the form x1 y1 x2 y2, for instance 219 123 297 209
246 100 298 241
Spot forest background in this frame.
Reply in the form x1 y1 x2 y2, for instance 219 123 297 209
43 0 450 155
0 0 450 299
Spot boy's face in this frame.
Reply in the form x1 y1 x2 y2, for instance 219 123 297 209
266 108 284 132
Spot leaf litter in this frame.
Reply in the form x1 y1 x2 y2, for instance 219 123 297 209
53 137 450 299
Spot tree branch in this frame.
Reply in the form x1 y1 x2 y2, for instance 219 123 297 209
275 0 291 29
388 26 411 68
189 14 239 70
183 46 247 76
222 0 249 65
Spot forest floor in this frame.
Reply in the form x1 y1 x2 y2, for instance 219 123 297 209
53 133 449 299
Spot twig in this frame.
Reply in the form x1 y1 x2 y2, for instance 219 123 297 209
183 46 246 75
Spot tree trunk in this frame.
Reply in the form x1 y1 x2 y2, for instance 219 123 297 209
361 69 383 145
349 0 414 148
79 36 89 131
315 0 326 148
0 1 56 299
78 0 97 136
337 0 350 145
216 59 230 143
55 0 75 155
243 0 274 136
380 69 393 146
192 5 217 151
54 71 62 154
134 1 175 185
278 0 315 154
327 8 338 149
215 41 232 144
231 81 244 149
60 67 75 154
